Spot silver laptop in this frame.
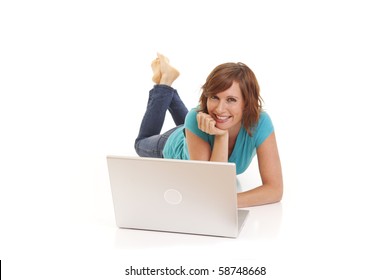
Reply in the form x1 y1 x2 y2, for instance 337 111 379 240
106 156 249 238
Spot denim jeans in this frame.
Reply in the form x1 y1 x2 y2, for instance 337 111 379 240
134 85 189 158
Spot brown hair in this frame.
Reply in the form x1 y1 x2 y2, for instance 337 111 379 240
198 62 263 136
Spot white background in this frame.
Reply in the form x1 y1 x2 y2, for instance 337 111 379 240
1 0 389 279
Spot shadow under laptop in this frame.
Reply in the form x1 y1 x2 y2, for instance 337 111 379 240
114 227 222 249
113 202 282 249
240 202 283 239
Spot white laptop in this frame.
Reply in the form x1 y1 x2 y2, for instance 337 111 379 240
106 156 249 238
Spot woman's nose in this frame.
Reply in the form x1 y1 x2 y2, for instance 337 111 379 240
215 100 226 113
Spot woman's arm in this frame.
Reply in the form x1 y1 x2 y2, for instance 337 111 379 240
185 128 211 161
186 112 229 162
237 132 283 207
185 129 229 162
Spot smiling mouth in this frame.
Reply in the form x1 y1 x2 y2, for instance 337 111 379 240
214 114 231 123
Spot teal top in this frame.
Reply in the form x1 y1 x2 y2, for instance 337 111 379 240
162 108 274 175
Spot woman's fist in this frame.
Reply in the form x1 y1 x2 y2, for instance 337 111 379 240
196 112 227 136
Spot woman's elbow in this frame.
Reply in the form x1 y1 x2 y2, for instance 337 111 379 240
270 181 283 204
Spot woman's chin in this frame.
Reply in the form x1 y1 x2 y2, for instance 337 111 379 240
215 123 229 130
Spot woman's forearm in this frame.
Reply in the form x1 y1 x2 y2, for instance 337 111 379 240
210 133 229 162
237 183 283 208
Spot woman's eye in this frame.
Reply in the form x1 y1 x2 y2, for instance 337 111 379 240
227 98 237 103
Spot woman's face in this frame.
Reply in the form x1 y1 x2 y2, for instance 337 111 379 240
206 81 245 133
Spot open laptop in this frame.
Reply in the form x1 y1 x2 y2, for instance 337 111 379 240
106 156 249 238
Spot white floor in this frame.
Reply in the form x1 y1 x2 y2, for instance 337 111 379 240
1 1 390 279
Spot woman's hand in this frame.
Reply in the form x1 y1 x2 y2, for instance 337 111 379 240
196 112 227 136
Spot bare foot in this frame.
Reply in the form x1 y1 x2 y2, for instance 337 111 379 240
157 53 180 86
151 58 161 84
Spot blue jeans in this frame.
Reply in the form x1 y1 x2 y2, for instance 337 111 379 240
134 85 189 158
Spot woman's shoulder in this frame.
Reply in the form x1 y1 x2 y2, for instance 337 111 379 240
184 107 198 123
251 110 274 146
257 111 273 127
260 110 271 119
184 107 212 143
187 107 199 116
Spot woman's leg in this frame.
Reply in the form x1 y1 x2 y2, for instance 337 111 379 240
134 54 187 157
134 86 188 157
135 84 176 142
157 53 188 125
169 90 188 126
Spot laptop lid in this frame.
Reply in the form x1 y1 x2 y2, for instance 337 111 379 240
106 156 248 238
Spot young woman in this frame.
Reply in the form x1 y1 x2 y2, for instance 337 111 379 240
135 53 283 207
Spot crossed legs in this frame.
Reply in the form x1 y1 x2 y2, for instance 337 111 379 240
134 54 188 157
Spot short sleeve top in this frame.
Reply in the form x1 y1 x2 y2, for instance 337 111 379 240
163 108 274 174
